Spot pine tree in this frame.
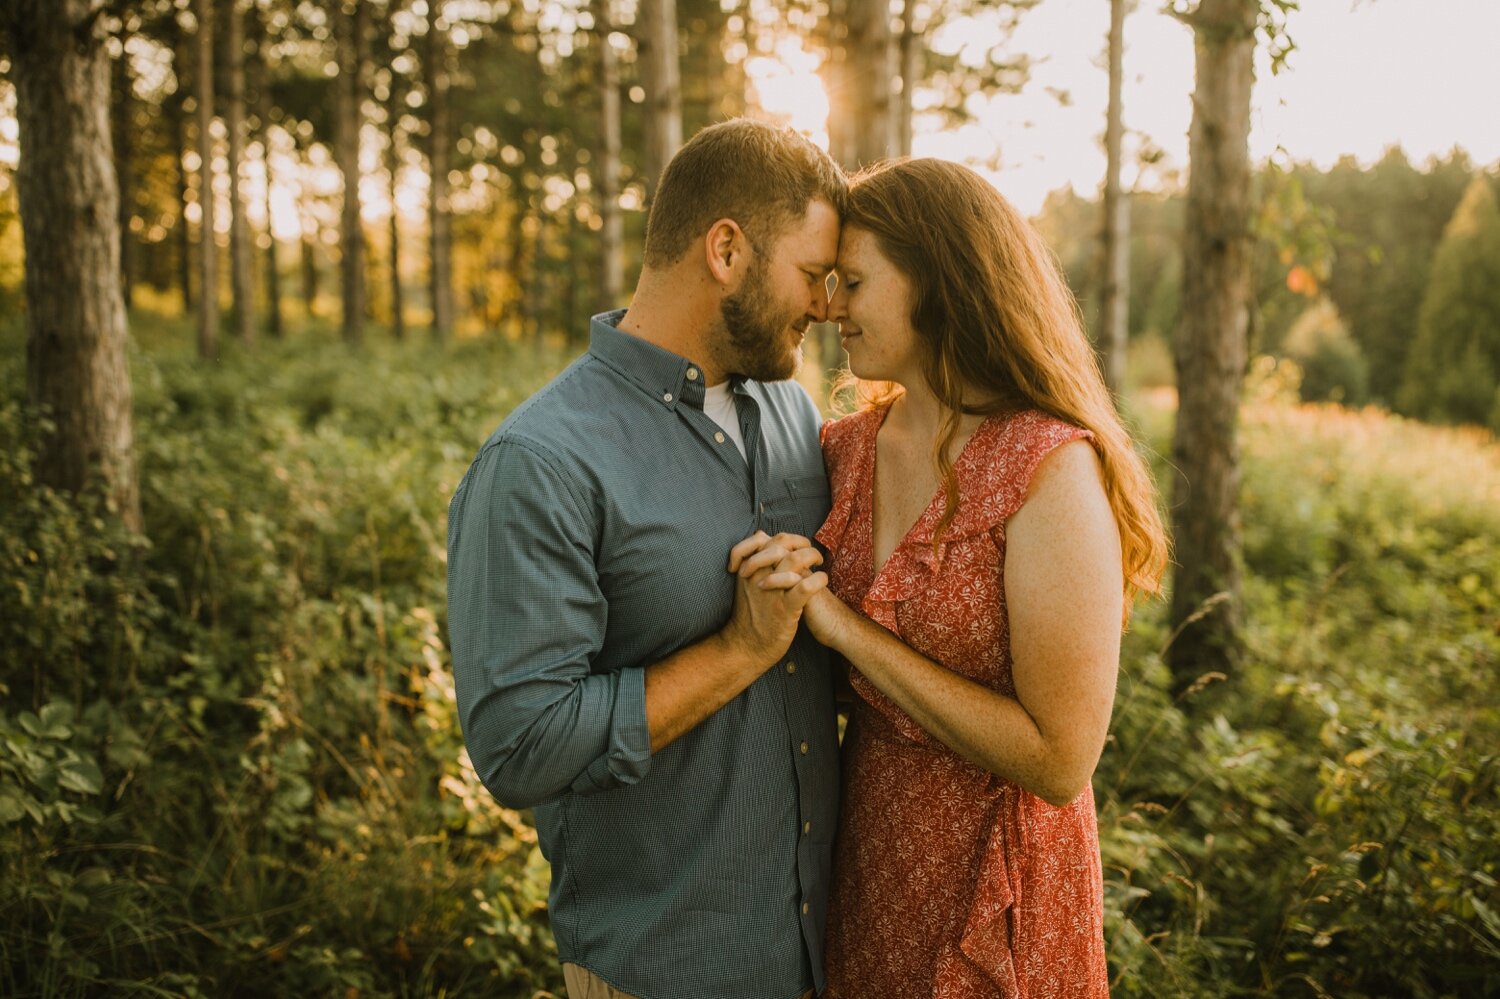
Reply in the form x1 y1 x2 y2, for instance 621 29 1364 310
1400 175 1500 426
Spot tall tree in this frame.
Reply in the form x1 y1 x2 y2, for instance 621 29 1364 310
846 0 894 167
384 66 406 340
335 0 368 345
594 0 623 312
896 0 921 156
251 3 282 337
1399 175 1500 428
1166 0 1262 689
169 17 195 313
225 0 256 342
195 0 218 358
1 0 142 531
638 0 682 194
111 12 137 309
424 3 453 341
1098 0 1130 395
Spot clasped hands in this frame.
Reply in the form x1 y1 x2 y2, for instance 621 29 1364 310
721 531 849 664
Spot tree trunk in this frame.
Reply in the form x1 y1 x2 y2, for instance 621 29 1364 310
822 0 855 169
386 87 405 340
638 0 682 195
1099 0 1130 396
425 5 454 342
595 0 624 313
224 0 255 343
1167 0 1257 691
5 0 142 531
111 20 135 309
896 0 919 158
336 0 367 346
252 7 282 337
847 0 894 167
171 38 195 314
195 0 218 358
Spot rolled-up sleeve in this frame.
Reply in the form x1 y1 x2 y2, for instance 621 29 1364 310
447 437 651 809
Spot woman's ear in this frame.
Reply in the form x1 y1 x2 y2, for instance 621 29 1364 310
704 218 749 289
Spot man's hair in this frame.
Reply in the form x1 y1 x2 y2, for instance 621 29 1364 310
641 119 848 268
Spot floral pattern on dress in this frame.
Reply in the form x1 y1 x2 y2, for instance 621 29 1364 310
818 405 1109 999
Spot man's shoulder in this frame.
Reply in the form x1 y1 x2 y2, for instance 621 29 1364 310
478 353 616 458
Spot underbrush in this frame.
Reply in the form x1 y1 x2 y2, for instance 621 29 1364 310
2 319 1496 996
1 316 569 997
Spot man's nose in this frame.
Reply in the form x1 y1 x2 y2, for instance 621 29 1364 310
807 290 829 323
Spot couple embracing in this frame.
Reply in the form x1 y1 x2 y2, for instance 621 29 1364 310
446 119 1168 999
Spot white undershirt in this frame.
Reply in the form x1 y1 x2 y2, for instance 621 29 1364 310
702 382 748 462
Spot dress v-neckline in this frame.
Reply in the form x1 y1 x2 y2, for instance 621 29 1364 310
865 404 997 581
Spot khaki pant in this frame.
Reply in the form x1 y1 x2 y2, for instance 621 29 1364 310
561 963 814 999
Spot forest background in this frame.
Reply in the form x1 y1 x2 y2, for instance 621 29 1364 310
1 0 1497 996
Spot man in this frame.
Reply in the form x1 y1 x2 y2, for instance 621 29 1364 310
446 119 847 999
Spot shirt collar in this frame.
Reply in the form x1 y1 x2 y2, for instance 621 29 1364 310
588 309 714 411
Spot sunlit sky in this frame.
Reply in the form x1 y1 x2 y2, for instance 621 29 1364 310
753 0 1500 215
2 0 1497 235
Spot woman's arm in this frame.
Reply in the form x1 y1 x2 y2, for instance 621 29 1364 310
797 440 1123 806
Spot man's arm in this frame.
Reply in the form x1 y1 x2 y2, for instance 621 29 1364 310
447 440 823 809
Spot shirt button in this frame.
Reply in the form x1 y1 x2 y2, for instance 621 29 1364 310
785 661 796 674
802 901 810 915
714 431 726 444
799 741 809 755
686 367 699 380
803 820 811 835
662 391 673 403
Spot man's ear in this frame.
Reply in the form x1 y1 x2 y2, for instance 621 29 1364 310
704 218 749 288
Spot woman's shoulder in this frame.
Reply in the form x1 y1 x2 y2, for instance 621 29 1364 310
955 409 1095 529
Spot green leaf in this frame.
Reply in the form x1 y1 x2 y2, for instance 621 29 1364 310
57 755 103 795
0 790 28 824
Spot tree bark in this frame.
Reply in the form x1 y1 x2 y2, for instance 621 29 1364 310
111 18 135 309
252 7 282 337
638 0 682 195
5 0 142 531
847 0 894 167
386 86 405 340
335 0 367 346
224 0 255 342
595 0 623 313
195 0 219 358
896 0 919 158
171 26 195 314
424 4 454 342
1099 0 1130 396
1168 0 1257 690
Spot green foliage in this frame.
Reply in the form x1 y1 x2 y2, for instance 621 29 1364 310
4 311 1498 996
1100 396 1500 997
0 318 570 998
1400 174 1500 428
1281 299 1370 405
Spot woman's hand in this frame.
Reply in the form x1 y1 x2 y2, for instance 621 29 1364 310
728 532 856 651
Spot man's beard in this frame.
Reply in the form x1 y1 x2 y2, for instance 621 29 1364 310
719 256 800 382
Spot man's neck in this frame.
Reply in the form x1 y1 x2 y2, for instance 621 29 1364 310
617 269 731 385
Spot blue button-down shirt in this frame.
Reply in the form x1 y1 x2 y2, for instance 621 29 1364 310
446 311 839 999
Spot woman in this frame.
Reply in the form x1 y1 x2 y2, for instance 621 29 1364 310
738 158 1168 998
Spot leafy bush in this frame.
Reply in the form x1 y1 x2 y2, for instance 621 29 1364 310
4 311 1497 997
1 320 569 998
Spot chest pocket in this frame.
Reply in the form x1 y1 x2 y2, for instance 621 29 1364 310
766 472 831 537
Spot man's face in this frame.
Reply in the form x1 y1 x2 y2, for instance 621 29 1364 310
719 200 841 381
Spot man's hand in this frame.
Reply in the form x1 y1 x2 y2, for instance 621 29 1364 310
720 532 827 665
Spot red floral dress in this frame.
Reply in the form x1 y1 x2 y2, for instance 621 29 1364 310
818 406 1109 999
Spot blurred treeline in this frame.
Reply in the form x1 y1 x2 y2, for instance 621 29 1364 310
1038 149 1500 431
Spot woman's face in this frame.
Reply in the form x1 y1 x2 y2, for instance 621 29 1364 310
828 226 924 387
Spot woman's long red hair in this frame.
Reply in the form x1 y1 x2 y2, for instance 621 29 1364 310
841 158 1169 617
